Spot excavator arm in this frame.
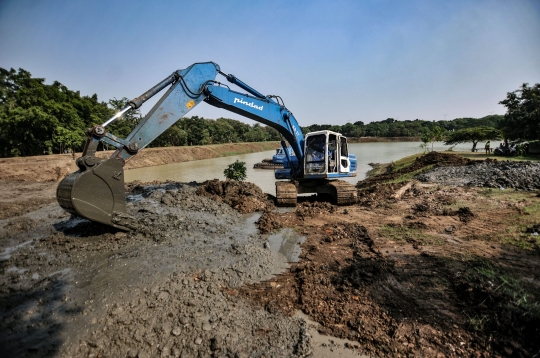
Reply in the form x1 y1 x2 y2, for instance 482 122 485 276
57 62 305 229
203 83 304 177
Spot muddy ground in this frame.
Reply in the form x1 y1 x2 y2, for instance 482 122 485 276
1 152 539 357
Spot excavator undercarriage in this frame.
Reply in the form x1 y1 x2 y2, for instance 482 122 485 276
275 179 357 207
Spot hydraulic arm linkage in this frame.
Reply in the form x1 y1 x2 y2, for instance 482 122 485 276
57 62 306 230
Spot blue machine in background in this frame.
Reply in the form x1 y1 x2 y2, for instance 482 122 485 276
272 147 295 165
57 62 358 230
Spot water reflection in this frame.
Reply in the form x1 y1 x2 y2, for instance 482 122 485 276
267 228 305 262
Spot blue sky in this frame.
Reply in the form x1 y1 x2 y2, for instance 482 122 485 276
1 0 539 126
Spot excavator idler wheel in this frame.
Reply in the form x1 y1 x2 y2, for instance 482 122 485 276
276 181 297 207
56 158 135 230
327 180 358 205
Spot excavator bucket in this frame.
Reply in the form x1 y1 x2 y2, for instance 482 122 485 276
57 158 133 230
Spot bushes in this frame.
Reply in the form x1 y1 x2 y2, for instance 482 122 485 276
223 160 247 181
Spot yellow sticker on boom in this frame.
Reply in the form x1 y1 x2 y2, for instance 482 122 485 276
186 100 195 109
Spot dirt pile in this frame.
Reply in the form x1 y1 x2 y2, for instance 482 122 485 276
239 182 540 357
256 210 284 234
415 151 473 167
417 160 540 190
0 155 76 182
357 152 473 191
2 149 540 357
0 182 310 357
356 183 404 207
196 179 275 213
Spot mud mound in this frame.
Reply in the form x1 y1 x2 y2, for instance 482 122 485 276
1 217 38 234
241 212 540 357
0 182 309 357
455 207 475 222
295 201 334 220
417 160 540 190
196 179 274 213
415 151 472 167
0 196 56 220
357 152 473 191
357 183 405 207
256 210 284 234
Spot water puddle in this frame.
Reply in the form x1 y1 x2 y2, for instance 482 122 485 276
242 212 305 263
268 228 305 262
295 310 370 357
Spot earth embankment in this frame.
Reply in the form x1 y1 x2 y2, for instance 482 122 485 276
0 142 279 182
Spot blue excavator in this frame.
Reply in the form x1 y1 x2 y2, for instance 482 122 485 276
57 62 358 230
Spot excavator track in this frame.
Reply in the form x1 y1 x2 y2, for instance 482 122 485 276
275 181 297 207
327 180 358 205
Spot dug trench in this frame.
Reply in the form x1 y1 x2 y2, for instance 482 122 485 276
0 152 539 357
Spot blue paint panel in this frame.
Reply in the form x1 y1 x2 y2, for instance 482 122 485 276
205 84 305 171
118 62 219 160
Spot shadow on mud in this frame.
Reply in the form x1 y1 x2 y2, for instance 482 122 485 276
0 261 81 357
53 218 120 237
241 219 540 357
329 242 540 357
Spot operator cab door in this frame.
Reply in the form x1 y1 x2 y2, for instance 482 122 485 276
338 136 350 174
304 133 327 175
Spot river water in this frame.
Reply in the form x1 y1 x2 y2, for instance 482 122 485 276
124 141 485 195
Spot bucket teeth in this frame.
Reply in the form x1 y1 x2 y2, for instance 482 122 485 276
56 158 132 230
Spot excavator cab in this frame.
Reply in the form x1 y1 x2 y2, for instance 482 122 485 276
304 131 354 177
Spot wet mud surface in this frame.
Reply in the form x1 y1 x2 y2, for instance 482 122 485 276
240 184 540 357
1 182 310 357
1 153 540 357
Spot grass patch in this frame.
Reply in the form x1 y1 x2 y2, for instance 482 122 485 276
219 150 253 156
466 261 540 319
464 313 490 331
366 153 425 178
387 165 435 184
391 153 425 172
378 224 442 245
365 163 389 177
476 189 540 249
457 152 540 162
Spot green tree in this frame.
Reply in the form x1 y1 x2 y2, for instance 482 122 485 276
444 127 502 152
420 132 431 153
0 67 112 156
144 124 186 148
210 119 236 143
223 160 247 181
499 83 540 142
430 126 444 152
53 126 84 153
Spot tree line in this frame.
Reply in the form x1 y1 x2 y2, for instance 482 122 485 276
0 68 280 157
302 115 502 138
1 67 537 157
